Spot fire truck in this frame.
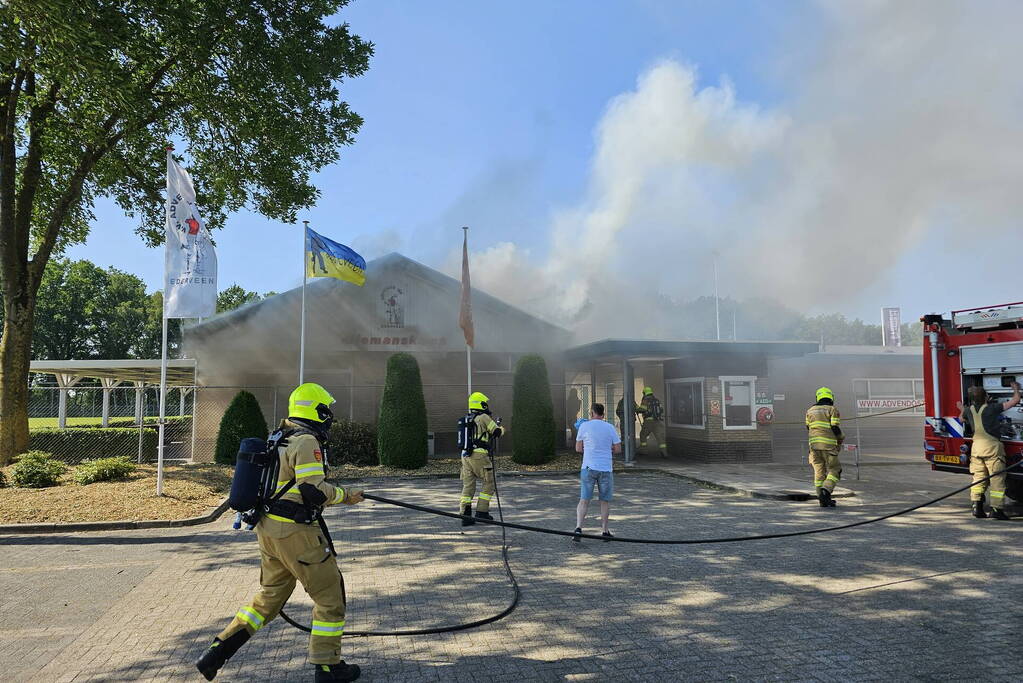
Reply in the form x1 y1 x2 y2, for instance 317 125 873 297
922 302 1023 503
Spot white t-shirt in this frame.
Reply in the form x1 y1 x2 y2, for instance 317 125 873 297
576 418 621 472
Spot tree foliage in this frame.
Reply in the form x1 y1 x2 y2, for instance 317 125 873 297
214 390 268 466
216 284 277 314
0 0 372 462
377 353 428 469
511 354 557 465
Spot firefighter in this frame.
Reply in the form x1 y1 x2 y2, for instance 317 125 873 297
196 383 364 682
958 382 1021 520
460 392 505 526
638 387 667 457
806 386 843 507
615 396 646 443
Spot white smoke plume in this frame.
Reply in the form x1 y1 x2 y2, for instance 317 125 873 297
445 0 1023 341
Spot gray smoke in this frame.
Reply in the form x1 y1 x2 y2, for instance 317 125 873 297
444 0 1023 341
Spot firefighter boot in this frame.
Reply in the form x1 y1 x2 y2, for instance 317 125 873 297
461 504 475 527
991 507 1010 520
314 661 362 682
972 501 988 518
475 509 494 521
821 488 836 507
196 630 250 681
816 488 828 507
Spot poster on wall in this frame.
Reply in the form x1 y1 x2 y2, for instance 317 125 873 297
709 399 721 416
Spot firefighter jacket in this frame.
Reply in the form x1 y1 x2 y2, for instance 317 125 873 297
263 419 353 530
472 412 503 454
805 403 842 449
640 395 663 421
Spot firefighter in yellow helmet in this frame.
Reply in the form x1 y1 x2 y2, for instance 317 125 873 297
806 387 843 507
639 387 667 457
459 392 505 526
196 383 365 682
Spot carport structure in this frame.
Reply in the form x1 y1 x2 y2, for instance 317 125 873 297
29 359 197 429
564 340 819 464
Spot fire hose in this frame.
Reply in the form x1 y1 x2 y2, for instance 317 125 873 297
276 455 1020 637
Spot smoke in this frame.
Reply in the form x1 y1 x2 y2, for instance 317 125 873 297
446 0 1023 341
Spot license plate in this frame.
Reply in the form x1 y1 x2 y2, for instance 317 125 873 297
934 454 961 464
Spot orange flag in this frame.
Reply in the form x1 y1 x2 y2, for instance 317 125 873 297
459 229 475 348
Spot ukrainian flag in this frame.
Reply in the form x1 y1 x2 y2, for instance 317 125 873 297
305 227 366 286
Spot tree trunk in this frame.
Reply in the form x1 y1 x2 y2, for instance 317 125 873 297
0 294 35 465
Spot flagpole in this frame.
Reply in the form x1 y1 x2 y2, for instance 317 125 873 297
300 220 308 385
463 226 472 396
157 145 174 497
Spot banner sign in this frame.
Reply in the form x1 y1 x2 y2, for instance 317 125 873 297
857 398 918 410
882 307 901 347
165 153 217 318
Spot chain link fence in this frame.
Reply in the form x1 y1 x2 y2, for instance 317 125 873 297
26 382 572 465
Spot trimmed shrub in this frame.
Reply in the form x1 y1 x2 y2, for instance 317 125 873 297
11 451 67 488
74 456 137 485
377 353 429 469
215 391 269 465
327 419 379 467
511 354 557 465
29 428 157 464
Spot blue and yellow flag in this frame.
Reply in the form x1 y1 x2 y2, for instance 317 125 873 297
305 227 366 286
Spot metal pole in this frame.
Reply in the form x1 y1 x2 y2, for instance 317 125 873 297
467 345 472 396
300 221 309 385
855 413 863 481
714 253 721 341
190 386 198 463
157 313 169 496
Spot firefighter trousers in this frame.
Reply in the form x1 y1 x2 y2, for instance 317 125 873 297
640 420 666 452
970 452 1007 506
218 525 346 665
460 452 495 512
809 446 842 493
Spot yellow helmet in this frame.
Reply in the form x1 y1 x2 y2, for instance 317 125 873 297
816 387 835 402
643 387 654 396
468 391 490 411
289 382 336 423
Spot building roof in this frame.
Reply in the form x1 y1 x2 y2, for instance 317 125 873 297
30 359 197 385
816 344 921 356
565 339 821 364
188 251 570 340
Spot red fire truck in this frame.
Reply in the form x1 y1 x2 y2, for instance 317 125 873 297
922 302 1023 502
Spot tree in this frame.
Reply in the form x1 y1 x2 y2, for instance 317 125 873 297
214 390 268 466
377 353 428 469
91 267 152 359
31 258 106 360
216 284 262 314
511 354 557 465
0 1 372 462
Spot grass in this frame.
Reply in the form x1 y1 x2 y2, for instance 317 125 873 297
0 462 232 524
27 416 191 428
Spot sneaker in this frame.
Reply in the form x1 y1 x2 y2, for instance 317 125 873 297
573 527 582 542
601 530 614 542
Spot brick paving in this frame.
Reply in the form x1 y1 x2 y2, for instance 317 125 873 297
1 472 1022 682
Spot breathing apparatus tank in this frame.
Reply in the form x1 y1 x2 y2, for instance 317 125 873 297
457 413 477 457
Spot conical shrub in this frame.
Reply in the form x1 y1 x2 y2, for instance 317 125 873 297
512 354 556 464
215 391 269 465
377 353 428 469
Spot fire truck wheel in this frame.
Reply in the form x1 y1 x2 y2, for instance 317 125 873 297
1006 478 1023 510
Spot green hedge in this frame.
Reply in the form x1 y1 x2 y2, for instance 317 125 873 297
67 416 190 430
12 451 67 488
29 427 157 464
511 354 557 465
327 419 378 467
215 391 269 465
74 456 137 485
377 353 428 469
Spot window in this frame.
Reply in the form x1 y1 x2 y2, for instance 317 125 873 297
720 376 756 430
667 378 705 429
853 378 925 415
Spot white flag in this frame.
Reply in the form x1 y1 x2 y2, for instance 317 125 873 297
164 151 217 318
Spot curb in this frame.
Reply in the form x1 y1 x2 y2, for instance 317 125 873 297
0 497 232 535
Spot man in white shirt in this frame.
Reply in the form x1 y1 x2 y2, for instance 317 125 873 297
573 403 622 541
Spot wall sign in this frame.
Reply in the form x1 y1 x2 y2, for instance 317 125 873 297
709 399 721 416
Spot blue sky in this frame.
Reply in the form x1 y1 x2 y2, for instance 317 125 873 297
68 1 1023 327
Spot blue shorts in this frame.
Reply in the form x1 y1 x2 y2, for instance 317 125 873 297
580 467 613 502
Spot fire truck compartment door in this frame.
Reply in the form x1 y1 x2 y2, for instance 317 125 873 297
960 342 1023 373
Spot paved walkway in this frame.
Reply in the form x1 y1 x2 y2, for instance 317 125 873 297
2 472 1021 682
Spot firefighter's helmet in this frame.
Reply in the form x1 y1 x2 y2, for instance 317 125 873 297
815 387 835 402
643 387 654 396
289 383 336 423
468 392 490 412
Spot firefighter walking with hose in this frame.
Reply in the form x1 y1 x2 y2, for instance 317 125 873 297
458 392 505 526
196 383 365 682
